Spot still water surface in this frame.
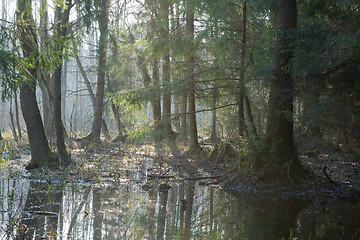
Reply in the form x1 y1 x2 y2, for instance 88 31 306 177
0 163 359 239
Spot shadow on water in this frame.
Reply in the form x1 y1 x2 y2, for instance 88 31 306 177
0 170 359 239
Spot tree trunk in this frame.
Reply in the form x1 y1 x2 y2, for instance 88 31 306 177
146 0 163 149
210 89 219 142
152 58 163 142
14 91 22 139
62 59 67 121
186 5 200 151
76 55 111 139
91 0 109 142
160 0 172 135
180 82 188 141
39 0 53 140
52 1 71 162
17 0 54 169
160 0 179 156
238 0 247 137
265 0 302 180
245 95 257 137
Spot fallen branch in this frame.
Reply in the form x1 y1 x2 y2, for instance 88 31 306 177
323 166 336 184
147 174 223 181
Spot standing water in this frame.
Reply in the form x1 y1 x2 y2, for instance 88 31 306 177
0 157 359 239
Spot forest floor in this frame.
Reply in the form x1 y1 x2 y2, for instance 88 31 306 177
1 135 360 202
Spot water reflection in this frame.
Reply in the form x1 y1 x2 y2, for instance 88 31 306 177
0 173 359 239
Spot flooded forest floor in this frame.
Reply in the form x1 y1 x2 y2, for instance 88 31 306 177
2 135 359 201
0 136 360 239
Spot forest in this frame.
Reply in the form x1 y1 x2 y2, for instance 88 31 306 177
0 0 359 239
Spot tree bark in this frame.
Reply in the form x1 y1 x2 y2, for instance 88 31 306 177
159 0 179 156
238 0 247 137
76 55 111 139
160 0 172 135
265 0 302 180
180 85 188 141
146 0 163 149
14 91 22 139
52 0 72 162
17 0 54 169
245 95 257 137
91 0 109 142
186 5 200 151
39 0 53 140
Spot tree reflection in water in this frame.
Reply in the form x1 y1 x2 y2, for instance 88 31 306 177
0 175 359 239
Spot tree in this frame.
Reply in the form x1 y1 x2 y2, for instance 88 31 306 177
159 0 180 155
186 2 200 152
88 0 109 142
264 0 303 180
52 0 73 162
16 0 54 169
238 0 247 137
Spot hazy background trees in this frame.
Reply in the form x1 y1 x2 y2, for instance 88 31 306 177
0 0 359 172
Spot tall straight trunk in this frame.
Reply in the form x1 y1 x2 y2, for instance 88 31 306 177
265 0 302 179
14 91 22 139
238 0 247 137
16 0 54 169
160 0 179 156
76 55 110 139
210 89 219 142
52 0 71 162
186 6 200 151
210 109 217 140
245 95 257 137
147 0 162 143
160 0 173 135
91 0 109 142
62 59 67 121
153 58 162 137
180 88 187 140
39 0 53 139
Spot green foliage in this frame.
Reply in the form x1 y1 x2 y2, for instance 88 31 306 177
0 48 19 100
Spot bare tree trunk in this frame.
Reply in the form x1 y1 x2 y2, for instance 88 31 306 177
186 5 200 151
160 0 172 135
245 95 257 137
160 0 179 156
238 0 247 137
210 89 219 142
91 0 109 142
14 91 22 139
146 0 163 151
17 0 54 169
76 55 111 139
62 59 67 122
265 0 303 180
39 0 53 140
180 87 188 141
52 0 72 162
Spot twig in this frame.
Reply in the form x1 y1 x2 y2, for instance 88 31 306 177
123 208 138 238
